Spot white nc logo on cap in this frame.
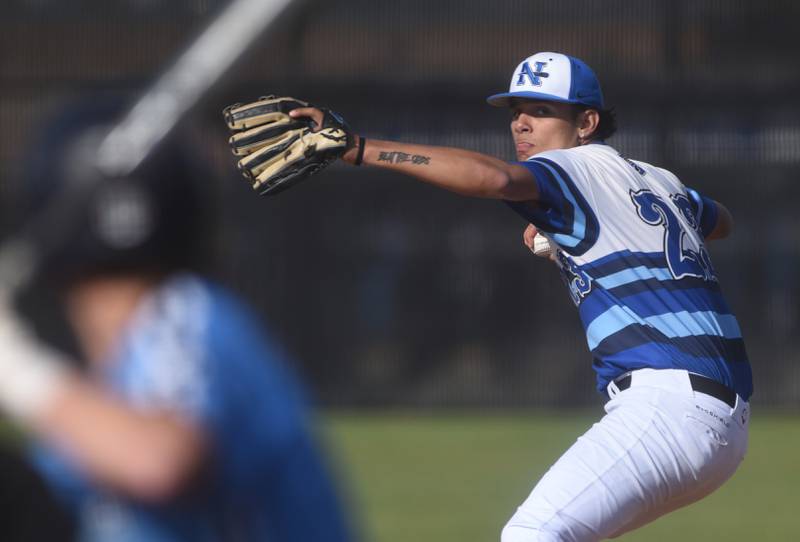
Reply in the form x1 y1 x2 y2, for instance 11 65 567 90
516 61 549 87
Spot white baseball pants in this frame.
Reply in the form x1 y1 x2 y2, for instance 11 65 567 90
501 368 749 542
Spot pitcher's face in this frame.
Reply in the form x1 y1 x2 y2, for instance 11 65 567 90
509 99 583 160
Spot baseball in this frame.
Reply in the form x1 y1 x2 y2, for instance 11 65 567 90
531 234 552 257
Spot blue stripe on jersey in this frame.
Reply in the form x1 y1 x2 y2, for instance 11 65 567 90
593 339 753 399
509 158 599 256
575 250 723 298
586 306 741 350
584 250 666 277
579 287 734 325
592 325 749 365
595 266 673 289
572 247 751 398
603 275 722 298
534 160 586 247
535 158 600 255
506 164 574 236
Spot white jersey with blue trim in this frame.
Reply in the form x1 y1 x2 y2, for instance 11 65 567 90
508 143 753 399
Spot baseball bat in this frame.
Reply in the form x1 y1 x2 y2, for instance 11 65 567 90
96 0 296 177
0 0 295 293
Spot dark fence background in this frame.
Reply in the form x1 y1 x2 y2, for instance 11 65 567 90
2 0 799 407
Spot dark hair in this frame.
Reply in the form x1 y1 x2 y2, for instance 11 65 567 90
573 105 617 142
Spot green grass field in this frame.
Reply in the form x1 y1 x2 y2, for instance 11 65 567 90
324 410 800 542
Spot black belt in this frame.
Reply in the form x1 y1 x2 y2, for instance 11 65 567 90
613 372 737 408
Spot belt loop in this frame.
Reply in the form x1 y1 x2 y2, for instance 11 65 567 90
607 379 621 399
738 401 749 426
607 371 633 400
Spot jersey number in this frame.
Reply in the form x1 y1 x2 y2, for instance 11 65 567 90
630 189 716 281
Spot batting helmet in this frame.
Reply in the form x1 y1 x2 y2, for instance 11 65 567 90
17 96 213 286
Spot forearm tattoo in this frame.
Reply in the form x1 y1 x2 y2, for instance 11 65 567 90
377 151 431 165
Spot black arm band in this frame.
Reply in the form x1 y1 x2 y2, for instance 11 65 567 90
354 136 366 166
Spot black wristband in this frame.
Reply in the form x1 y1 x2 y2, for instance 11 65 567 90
354 136 366 166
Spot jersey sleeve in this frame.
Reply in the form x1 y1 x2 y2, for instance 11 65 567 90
505 153 599 256
685 187 719 238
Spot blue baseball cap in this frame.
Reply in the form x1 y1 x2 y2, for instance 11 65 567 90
486 52 604 109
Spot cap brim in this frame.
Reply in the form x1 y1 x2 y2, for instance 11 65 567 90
486 91 593 108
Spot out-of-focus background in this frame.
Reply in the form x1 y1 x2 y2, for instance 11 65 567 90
1 0 799 540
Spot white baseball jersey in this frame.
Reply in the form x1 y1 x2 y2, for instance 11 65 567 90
502 144 751 541
508 143 752 399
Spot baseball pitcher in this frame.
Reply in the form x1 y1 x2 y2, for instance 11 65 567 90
223 51 753 541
